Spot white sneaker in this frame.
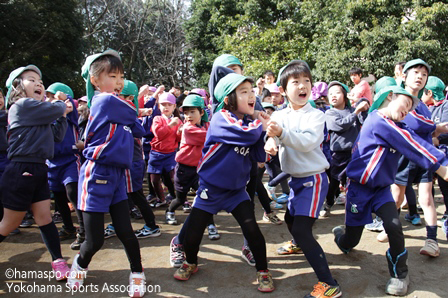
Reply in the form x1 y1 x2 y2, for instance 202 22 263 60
263 182 277 200
420 239 440 257
365 217 384 232
207 224 220 240
334 194 346 205
385 275 409 296
128 271 146 297
377 231 389 243
319 203 331 218
67 253 88 290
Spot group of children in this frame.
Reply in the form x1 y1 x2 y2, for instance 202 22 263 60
0 51 448 298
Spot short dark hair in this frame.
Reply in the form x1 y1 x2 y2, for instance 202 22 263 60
90 55 124 78
349 67 362 76
279 61 313 91
182 106 202 114
260 88 271 101
223 78 254 112
395 62 406 68
263 71 275 78
173 86 182 90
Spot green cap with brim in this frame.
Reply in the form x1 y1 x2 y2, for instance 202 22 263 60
261 102 275 110
425 76 445 102
212 54 242 69
276 60 311 87
180 94 209 122
120 79 139 110
369 86 419 113
46 82 74 98
403 58 431 74
5 64 42 108
214 73 252 113
81 49 121 108
375 76 397 94
328 81 350 107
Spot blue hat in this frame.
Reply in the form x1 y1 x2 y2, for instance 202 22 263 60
5 65 42 108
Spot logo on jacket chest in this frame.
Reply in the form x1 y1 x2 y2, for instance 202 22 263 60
123 126 132 133
234 146 250 156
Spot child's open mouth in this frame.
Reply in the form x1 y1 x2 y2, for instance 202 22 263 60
299 93 307 99
34 89 42 95
248 102 255 108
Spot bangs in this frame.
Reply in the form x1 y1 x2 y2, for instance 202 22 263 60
90 55 124 77
280 63 313 90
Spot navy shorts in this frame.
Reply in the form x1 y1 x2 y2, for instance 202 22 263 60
174 163 199 194
147 151 176 174
287 172 329 218
0 153 10 178
394 156 433 185
192 180 249 215
78 160 127 212
345 180 394 226
47 159 80 191
125 160 145 193
1 162 50 211
330 151 351 181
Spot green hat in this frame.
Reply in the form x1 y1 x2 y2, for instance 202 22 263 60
369 86 419 113
276 60 311 87
5 64 42 108
328 81 350 107
261 102 275 110
308 99 316 108
214 73 252 112
81 49 121 107
425 76 445 102
403 59 431 74
180 94 209 122
375 76 397 94
46 82 74 98
212 54 242 69
120 79 139 111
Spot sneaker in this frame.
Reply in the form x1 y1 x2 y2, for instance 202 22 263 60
420 239 440 257
104 224 116 239
9 228 20 235
51 258 70 281
365 217 384 232
417 204 423 214
165 194 175 204
150 199 167 208
207 224 220 240
170 236 185 268
332 225 351 254
263 182 277 200
334 194 346 205
182 202 192 213
166 212 178 225
257 270 275 292
276 193 289 204
263 212 283 225
173 261 198 281
385 275 409 296
277 240 303 255
377 230 389 243
241 246 256 266
130 207 143 219
135 225 161 239
443 219 448 240
19 219 33 228
128 271 146 297
404 213 422 226
146 194 156 204
70 233 85 250
270 201 283 210
304 281 342 298
52 211 63 224
437 214 448 227
67 253 88 290
319 203 331 218
59 226 77 241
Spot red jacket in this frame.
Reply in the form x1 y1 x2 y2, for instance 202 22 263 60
175 122 209 167
150 115 182 153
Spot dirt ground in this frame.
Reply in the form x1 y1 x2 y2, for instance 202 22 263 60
1 184 448 298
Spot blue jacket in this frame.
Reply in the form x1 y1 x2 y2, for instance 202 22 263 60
0 111 8 153
402 101 436 144
347 110 446 189
83 93 146 168
197 109 266 190
429 100 448 145
142 97 161 152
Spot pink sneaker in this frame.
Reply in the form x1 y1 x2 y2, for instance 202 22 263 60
129 271 146 297
51 258 70 281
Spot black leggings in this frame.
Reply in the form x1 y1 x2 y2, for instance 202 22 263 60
150 170 175 201
53 182 84 234
438 175 448 215
338 202 405 259
78 200 142 272
184 200 267 271
128 189 157 229
325 175 340 207
256 167 272 214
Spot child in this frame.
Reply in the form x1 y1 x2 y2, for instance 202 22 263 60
265 60 341 297
394 62 406 84
173 73 274 293
147 92 182 207
0 89 9 225
332 85 448 296
348 67 372 105
166 94 209 225
321 81 369 217
260 88 272 104
67 50 147 297
0 65 71 280
267 84 283 108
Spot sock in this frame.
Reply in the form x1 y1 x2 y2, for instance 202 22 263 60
39 222 63 261
0 234 6 242
426 225 437 241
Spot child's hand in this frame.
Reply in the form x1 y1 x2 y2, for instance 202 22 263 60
264 137 278 156
257 111 270 131
154 85 165 100
139 85 150 97
258 162 265 168
436 165 448 182
435 122 448 136
63 99 73 116
256 78 265 89
355 101 369 114
139 108 153 117
169 117 181 127
75 140 84 151
54 91 67 102
177 124 184 134
266 120 282 137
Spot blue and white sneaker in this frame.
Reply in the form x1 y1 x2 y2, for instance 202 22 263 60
270 201 283 210
135 225 161 239
365 217 384 232
276 193 289 204
437 214 447 227
443 219 448 240
104 224 116 239
404 213 422 226
263 182 277 200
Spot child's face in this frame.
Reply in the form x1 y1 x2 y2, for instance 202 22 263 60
262 96 272 103
328 85 345 109
21 70 45 102
284 75 311 109
232 81 256 118
0 92 4 109
265 107 274 116
264 75 275 85
46 92 56 101
387 94 413 122
91 70 124 95
350 73 361 85
271 93 282 106
160 102 176 117
183 108 203 126
227 64 243 75
394 65 403 79
421 89 434 106
405 66 428 93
